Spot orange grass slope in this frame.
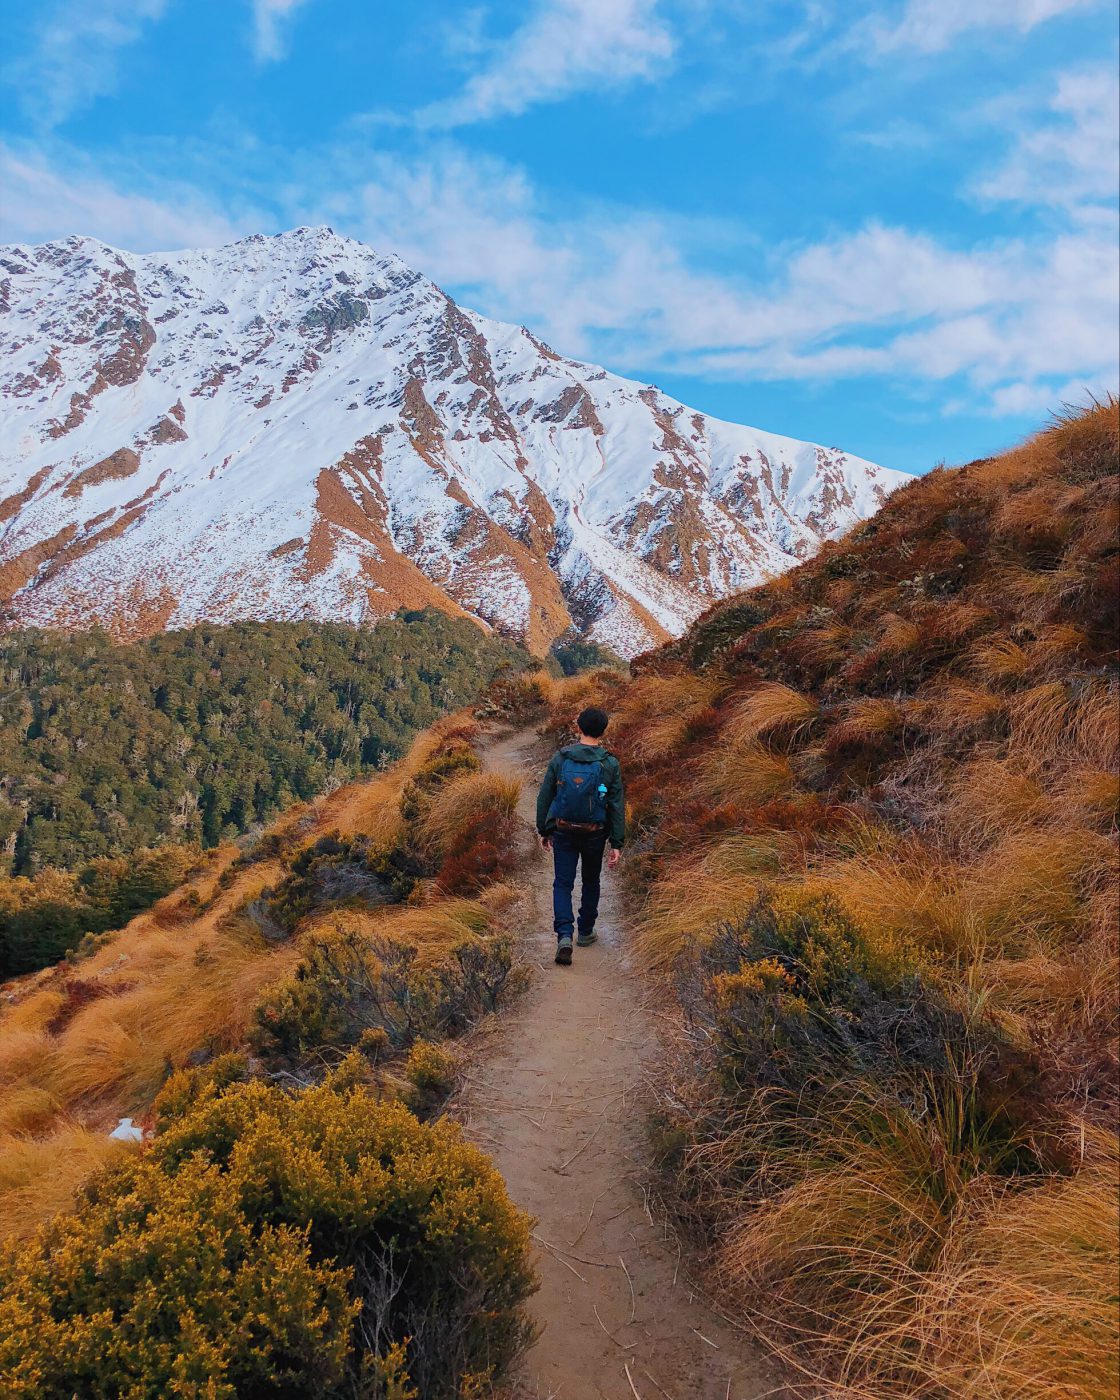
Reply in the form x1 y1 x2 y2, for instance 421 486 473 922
0 712 508 1241
601 400 1118 1397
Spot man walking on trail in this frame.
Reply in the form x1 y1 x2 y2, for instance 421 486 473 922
536 706 625 966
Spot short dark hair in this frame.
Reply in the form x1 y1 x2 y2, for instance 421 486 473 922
577 706 609 738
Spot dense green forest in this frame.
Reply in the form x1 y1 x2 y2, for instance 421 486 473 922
0 612 526 876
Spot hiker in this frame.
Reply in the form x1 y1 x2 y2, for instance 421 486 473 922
536 706 625 966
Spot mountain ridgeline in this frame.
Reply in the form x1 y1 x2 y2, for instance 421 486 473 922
0 227 905 657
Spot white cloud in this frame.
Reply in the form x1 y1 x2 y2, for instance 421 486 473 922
976 66 1120 208
867 0 1096 53
0 144 257 251
415 0 675 127
3 0 167 127
251 0 315 62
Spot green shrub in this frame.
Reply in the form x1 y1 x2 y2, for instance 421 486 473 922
0 1067 534 1398
251 925 513 1069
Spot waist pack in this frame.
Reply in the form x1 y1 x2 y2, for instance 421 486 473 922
549 754 609 828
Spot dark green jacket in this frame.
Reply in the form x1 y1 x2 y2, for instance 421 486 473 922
536 744 625 848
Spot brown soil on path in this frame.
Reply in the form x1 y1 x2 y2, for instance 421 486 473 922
455 728 787 1400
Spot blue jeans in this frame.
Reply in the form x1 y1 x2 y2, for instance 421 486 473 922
551 828 607 941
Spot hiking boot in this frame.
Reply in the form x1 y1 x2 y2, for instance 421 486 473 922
555 937 573 966
576 931 598 947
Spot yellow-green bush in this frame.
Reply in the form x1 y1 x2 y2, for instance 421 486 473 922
251 920 513 1068
0 1064 535 1399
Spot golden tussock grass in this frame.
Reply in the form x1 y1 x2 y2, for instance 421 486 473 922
826 697 906 751
693 744 795 808
33 903 314 1111
916 682 1004 737
326 899 492 967
785 623 853 672
809 853 969 965
619 672 725 762
708 1087 1118 1398
943 758 1050 847
874 613 922 656
637 832 796 970
965 828 1111 955
0 1129 133 1241
916 1137 1119 1399
968 634 1031 685
0 1084 59 1137
722 682 820 747
0 1025 55 1094
712 1086 976 1381
1058 767 1120 829
1002 681 1120 779
627 403 1119 1394
413 768 521 858
616 670 723 724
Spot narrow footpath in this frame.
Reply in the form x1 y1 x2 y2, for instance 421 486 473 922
454 728 785 1400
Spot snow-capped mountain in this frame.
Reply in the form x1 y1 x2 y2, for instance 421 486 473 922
0 227 907 656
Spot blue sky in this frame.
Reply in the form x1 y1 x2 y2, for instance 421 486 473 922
0 1 1117 473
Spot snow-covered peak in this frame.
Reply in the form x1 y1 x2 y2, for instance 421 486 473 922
0 228 908 656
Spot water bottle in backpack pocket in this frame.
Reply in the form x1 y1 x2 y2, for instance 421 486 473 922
550 755 608 829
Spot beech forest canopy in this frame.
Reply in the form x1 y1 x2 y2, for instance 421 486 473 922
0 612 527 875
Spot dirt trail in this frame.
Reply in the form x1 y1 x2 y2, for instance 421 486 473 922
456 728 784 1400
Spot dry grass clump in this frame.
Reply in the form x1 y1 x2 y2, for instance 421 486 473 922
917 1136 1119 1398
721 683 820 747
0 1128 131 1240
355 899 493 965
637 833 794 969
414 769 521 860
612 670 725 761
694 744 795 807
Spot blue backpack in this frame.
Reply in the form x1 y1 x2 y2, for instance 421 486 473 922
550 752 609 826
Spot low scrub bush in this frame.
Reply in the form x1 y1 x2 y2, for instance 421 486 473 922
250 832 420 935
252 913 513 1069
404 1038 459 1116
0 1067 535 1398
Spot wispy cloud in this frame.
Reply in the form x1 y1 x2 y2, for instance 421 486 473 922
975 65 1120 209
339 146 1118 409
414 0 675 128
0 143 257 251
865 0 1097 54
251 0 315 62
3 0 168 127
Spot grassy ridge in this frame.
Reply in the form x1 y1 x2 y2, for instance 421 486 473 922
512 402 1119 1396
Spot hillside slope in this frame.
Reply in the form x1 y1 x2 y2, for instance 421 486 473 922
0 227 905 655
528 401 1118 1395
0 714 536 1396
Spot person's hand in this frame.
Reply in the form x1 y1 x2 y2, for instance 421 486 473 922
539 834 551 851
607 847 621 870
